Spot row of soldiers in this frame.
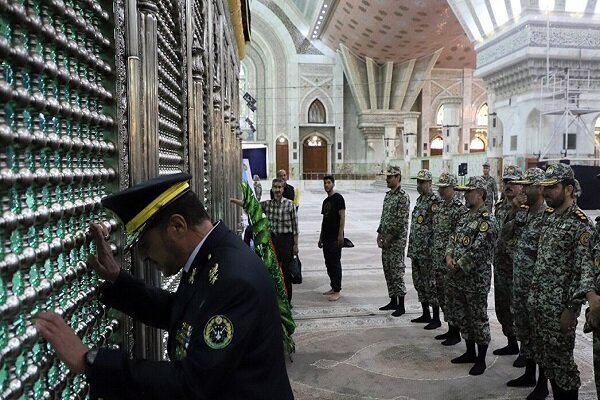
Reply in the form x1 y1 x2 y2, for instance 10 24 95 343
376 163 600 400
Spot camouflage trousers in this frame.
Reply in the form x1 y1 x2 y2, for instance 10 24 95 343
381 240 407 297
434 258 454 324
529 299 580 391
411 257 437 305
493 255 515 337
595 331 600 397
450 287 491 345
512 268 534 359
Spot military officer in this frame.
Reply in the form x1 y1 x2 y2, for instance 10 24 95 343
36 173 294 399
432 172 464 345
446 176 498 376
408 169 441 328
504 168 550 398
482 161 498 213
528 163 595 399
377 165 411 317
584 173 600 399
493 165 524 361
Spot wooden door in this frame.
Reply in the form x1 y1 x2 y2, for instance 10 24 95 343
303 138 327 179
276 139 289 176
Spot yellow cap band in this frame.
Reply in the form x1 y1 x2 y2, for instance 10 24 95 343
125 181 190 235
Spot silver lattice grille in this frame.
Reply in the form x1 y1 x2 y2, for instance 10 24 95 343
156 0 185 176
0 0 119 398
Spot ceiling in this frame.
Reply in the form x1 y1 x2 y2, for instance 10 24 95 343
319 0 475 68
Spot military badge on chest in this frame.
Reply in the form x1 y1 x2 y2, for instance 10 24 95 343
208 263 219 285
204 315 233 349
175 322 193 360
417 215 424 224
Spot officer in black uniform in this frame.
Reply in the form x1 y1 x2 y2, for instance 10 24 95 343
36 173 294 399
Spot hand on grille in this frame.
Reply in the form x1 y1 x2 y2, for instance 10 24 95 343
35 311 89 374
87 222 121 283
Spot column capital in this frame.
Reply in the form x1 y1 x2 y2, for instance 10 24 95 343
439 96 462 106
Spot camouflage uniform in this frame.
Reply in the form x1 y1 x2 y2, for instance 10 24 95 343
408 169 439 305
528 164 595 392
432 173 463 324
447 177 498 345
482 175 498 213
592 216 600 397
510 168 548 360
493 165 523 339
377 171 410 298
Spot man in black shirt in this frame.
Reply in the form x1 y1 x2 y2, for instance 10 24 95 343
270 169 295 202
318 175 346 301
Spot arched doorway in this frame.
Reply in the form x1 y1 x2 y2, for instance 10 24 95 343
303 135 327 180
430 136 443 156
276 136 289 176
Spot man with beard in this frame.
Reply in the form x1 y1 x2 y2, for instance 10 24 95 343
505 168 550 399
528 163 595 399
432 172 464 345
446 176 498 376
270 169 295 203
408 169 441 328
319 175 346 302
493 165 524 363
36 173 294 399
482 161 498 213
377 166 411 317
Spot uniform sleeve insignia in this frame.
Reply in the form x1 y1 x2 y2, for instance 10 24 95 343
204 315 233 349
175 322 193 360
462 235 471 246
208 263 219 285
579 231 591 245
479 221 490 232
417 215 424 224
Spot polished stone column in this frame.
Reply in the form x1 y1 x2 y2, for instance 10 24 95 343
441 97 462 172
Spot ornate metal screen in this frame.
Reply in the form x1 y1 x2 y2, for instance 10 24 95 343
0 0 119 398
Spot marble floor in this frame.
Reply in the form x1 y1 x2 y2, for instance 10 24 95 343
285 183 598 400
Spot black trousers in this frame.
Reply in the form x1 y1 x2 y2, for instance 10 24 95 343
271 233 294 301
323 241 342 292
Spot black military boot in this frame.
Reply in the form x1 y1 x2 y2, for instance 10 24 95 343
435 324 451 340
526 365 549 400
469 343 488 375
424 306 442 330
493 335 519 355
441 325 462 346
391 296 405 317
513 351 526 368
411 302 431 323
379 296 398 311
506 359 536 387
451 339 476 364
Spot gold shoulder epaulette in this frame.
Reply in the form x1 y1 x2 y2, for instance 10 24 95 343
574 209 588 222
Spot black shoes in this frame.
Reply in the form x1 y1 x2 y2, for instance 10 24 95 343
424 306 441 330
391 296 406 317
493 336 519 355
441 325 461 346
526 365 549 400
507 359 536 387
411 302 432 323
451 340 476 364
469 344 488 376
379 296 398 311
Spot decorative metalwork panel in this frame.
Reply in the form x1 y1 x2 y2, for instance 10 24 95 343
0 0 119 398
156 0 185 175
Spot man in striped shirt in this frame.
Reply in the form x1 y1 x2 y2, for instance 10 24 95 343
262 178 299 302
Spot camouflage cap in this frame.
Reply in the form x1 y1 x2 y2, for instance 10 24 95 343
540 163 575 186
512 167 545 185
414 169 433 181
456 176 487 192
437 172 458 187
482 160 490 167
379 165 402 176
502 165 523 181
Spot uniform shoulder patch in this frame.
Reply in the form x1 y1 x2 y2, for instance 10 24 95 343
479 221 490 232
579 231 591 245
417 215 424 224
431 202 439 212
204 315 233 349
